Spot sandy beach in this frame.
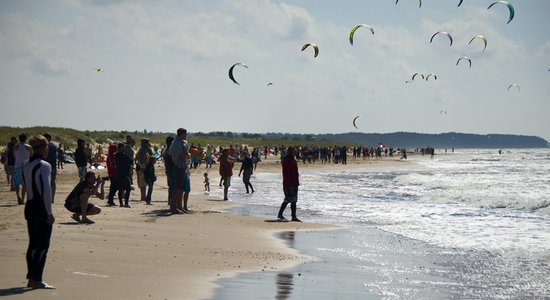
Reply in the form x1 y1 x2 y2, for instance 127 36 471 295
0 155 411 299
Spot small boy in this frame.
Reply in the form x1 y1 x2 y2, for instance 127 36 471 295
144 157 157 205
203 172 210 193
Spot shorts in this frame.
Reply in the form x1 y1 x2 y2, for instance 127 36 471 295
5 164 14 175
283 186 298 203
137 170 147 188
13 168 23 187
222 176 231 187
78 166 87 179
173 167 190 192
65 201 95 214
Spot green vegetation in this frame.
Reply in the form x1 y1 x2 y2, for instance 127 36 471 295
0 126 345 148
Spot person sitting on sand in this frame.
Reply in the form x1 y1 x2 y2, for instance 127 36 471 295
64 171 104 224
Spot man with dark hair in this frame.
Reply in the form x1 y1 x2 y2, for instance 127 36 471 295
219 148 234 200
277 146 301 222
74 139 87 181
169 128 189 214
64 171 104 224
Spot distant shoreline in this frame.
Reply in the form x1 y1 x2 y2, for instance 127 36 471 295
1 126 547 148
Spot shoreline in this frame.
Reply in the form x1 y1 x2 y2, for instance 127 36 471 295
0 155 411 299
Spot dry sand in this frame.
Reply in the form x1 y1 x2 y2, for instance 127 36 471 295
0 155 413 299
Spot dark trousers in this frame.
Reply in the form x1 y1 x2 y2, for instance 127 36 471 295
107 176 120 204
146 181 154 202
26 220 52 282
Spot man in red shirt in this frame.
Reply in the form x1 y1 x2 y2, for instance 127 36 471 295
218 149 234 201
277 146 301 222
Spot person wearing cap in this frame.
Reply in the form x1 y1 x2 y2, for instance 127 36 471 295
277 146 301 222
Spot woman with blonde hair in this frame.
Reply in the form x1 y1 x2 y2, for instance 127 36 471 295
22 135 55 289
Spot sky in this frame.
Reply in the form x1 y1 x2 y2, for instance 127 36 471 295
1 0 549 141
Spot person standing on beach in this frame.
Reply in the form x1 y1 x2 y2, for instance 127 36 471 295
74 139 87 181
115 143 133 207
22 135 55 289
136 139 151 202
219 148 234 201
203 172 210 193
125 135 135 186
238 152 254 194
162 136 175 206
277 146 301 222
204 145 213 168
6 136 16 191
13 134 32 205
143 156 157 205
64 171 104 224
43 134 58 203
106 143 119 206
169 128 190 214
56 144 64 169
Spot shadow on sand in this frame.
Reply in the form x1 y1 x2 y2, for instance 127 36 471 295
0 287 33 296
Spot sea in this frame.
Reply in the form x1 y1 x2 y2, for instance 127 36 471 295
212 149 550 299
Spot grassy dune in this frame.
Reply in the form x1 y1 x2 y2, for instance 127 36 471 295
0 126 343 148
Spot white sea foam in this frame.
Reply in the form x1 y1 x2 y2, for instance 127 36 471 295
226 148 550 259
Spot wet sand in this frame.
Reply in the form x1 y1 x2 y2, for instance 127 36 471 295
0 155 412 299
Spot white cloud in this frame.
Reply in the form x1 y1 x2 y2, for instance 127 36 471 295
536 41 550 58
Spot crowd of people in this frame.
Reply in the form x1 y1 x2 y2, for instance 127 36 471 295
1 128 428 289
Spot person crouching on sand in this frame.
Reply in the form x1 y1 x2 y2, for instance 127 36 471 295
64 171 104 224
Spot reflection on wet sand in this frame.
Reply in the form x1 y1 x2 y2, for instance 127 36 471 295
276 272 294 300
276 232 296 299
279 231 295 248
